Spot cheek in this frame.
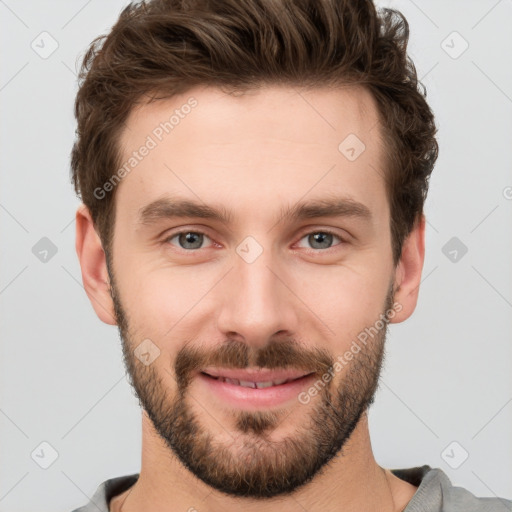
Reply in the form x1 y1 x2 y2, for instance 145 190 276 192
118 265 217 342
292 265 390 348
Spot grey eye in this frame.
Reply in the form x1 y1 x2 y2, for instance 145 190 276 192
168 232 210 250
297 231 342 250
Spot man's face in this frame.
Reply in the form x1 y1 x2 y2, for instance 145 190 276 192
107 85 399 498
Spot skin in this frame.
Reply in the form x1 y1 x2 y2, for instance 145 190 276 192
76 84 425 512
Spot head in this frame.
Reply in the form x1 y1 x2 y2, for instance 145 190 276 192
73 0 437 500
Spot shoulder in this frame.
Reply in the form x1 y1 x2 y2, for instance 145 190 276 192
435 468 512 512
69 474 139 512
391 465 512 512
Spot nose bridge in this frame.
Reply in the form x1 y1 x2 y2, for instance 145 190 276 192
216 241 297 344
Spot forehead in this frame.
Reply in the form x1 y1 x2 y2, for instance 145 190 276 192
115 84 388 226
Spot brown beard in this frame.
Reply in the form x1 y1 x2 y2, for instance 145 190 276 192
109 268 393 498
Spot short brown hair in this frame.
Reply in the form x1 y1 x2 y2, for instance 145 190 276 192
70 0 438 265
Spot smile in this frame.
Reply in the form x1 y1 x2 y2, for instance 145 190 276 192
198 370 316 409
201 373 304 389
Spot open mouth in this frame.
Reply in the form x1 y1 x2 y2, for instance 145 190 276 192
200 371 313 389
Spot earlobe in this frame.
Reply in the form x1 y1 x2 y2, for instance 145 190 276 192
75 204 117 326
389 214 426 324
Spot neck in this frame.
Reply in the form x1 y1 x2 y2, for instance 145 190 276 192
112 411 417 512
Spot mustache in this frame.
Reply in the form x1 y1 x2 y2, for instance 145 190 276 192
174 339 334 390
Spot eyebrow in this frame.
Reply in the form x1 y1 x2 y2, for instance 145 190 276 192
137 195 372 227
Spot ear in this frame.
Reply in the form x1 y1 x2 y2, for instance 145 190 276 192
389 214 426 324
75 204 117 325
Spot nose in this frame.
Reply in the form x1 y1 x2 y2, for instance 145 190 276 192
215 245 300 349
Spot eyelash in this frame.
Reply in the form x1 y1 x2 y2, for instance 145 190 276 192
163 228 346 253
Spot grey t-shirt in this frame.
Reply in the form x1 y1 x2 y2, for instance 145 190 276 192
70 465 512 512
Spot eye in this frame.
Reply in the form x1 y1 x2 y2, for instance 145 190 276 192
165 231 213 250
296 230 344 250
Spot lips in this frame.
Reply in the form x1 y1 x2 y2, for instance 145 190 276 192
198 368 317 409
200 368 313 389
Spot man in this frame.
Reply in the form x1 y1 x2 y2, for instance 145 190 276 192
69 0 511 511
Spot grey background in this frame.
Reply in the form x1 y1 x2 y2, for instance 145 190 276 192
0 1 511 511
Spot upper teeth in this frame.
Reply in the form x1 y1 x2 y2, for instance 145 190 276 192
216 377 290 388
